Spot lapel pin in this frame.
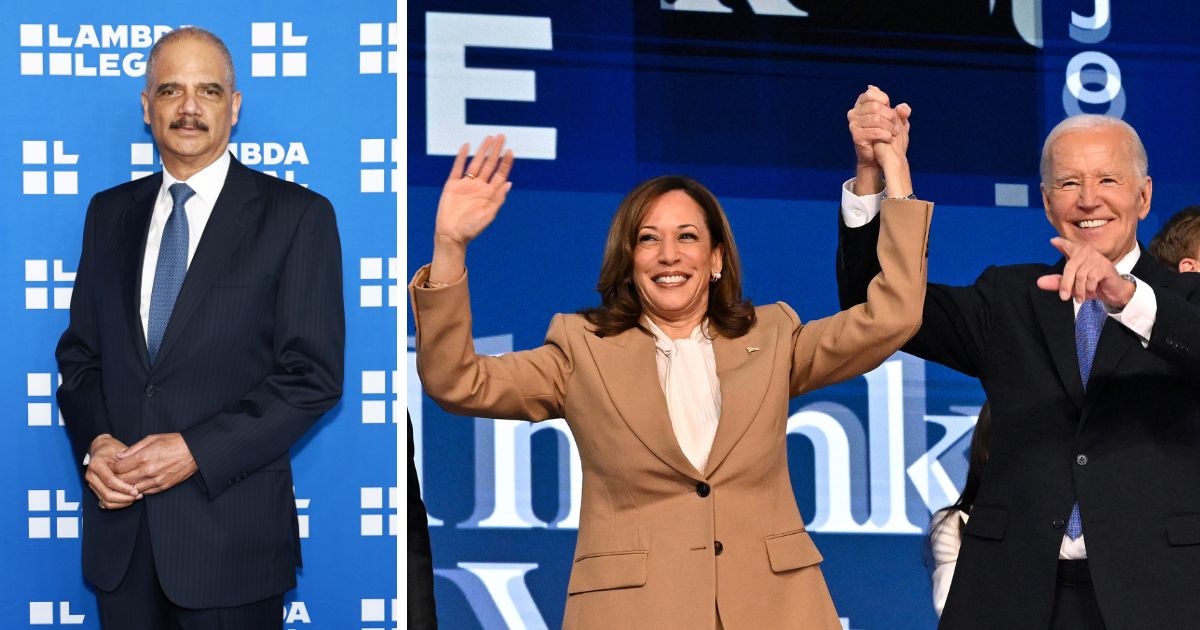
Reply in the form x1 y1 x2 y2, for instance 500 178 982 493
746 346 759 354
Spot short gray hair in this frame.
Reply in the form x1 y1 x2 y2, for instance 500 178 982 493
144 26 236 91
1040 114 1148 187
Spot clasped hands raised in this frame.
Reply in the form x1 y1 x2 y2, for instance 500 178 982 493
848 86 1133 309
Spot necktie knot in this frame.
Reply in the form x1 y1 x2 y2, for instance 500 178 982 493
169 182 195 210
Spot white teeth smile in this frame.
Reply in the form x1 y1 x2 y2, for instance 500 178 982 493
1077 219 1109 228
654 275 687 284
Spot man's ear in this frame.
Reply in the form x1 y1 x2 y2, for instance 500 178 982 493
1179 258 1198 273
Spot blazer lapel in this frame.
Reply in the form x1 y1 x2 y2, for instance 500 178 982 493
704 326 769 476
583 327 702 480
1029 260 1085 410
151 159 261 371
123 174 161 373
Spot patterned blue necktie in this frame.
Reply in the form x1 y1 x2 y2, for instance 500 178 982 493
1066 298 1106 540
147 183 194 365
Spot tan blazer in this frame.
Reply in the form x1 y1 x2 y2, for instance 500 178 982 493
410 199 932 629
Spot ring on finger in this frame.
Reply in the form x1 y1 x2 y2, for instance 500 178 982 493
98 500 105 510
463 172 477 179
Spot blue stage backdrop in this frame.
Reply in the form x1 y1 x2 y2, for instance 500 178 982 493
406 1 1200 628
2 3 397 629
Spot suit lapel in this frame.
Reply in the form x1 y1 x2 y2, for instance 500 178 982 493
151 159 261 371
704 326 769 476
583 327 702 480
123 174 161 373
1029 260 1085 410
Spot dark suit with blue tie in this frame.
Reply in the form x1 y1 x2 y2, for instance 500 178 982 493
838 214 1200 629
56 156 344 610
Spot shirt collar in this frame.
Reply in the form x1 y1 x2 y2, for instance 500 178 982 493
161 149 231 207
1114 244 1140 275
644 317 711 353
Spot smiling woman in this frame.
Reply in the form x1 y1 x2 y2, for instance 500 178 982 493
409 119 933 629
581 176 753 341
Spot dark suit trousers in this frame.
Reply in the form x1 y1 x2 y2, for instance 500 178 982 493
407 415 438 629
97 507 283 630
1050 560 1106 630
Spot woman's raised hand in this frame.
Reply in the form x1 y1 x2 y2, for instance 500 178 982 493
434 135 515 248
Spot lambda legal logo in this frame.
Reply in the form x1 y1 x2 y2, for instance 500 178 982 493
359 257 397 308
25 259 75 310
294 487 311 539
360 486 397 537
29 601 85 625
28 489 80 539
359 23 397 74
23 140 79 195
361 370 398 424
360 598 398 630
27 372 63 427
360 138 398 193
130 142 157 180
283 600 311 628
19 23 168 77
251 22 308 77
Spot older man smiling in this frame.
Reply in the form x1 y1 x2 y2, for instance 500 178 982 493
839 90 1200 629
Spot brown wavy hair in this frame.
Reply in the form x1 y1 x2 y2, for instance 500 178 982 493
580 175 756 338
1149 205 1200 268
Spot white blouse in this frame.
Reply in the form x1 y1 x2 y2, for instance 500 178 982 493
644 318 722 475
930 510 968 617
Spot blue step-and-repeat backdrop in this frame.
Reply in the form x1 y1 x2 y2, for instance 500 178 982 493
2 2 398 629
406 1 1200 628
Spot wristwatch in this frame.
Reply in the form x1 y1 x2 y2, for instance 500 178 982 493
886 193 918 200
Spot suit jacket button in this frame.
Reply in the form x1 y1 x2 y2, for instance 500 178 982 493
1053 518 1065 529
696 482 711 498
1076 454 1088 466
144 385 156 398
714 540 723 556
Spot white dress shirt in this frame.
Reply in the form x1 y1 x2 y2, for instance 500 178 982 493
841 178 1160 559
644 318 722 475
139 151 231 343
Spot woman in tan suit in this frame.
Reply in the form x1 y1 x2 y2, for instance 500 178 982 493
411 113 930 628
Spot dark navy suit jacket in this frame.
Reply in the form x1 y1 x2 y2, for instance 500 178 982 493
56 157 344 608
838 213 1200 629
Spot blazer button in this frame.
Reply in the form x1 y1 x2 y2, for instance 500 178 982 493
1053 518 1065 529
696 482 711 498
714 540 724 556
1076 454 1088 466
144 385 156 398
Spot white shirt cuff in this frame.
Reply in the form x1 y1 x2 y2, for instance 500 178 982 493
1107 275 1155 347
841 178 884 228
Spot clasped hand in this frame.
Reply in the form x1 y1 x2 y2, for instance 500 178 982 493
847 85 912 196
87 433 198 510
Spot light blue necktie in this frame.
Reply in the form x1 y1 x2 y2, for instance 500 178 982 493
147 183 194 365
1066 298 1106 540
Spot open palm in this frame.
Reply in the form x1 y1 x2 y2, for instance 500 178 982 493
435 135 515 246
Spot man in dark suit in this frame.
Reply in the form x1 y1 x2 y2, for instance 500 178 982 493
55 26 344 629
838 87 1200 628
